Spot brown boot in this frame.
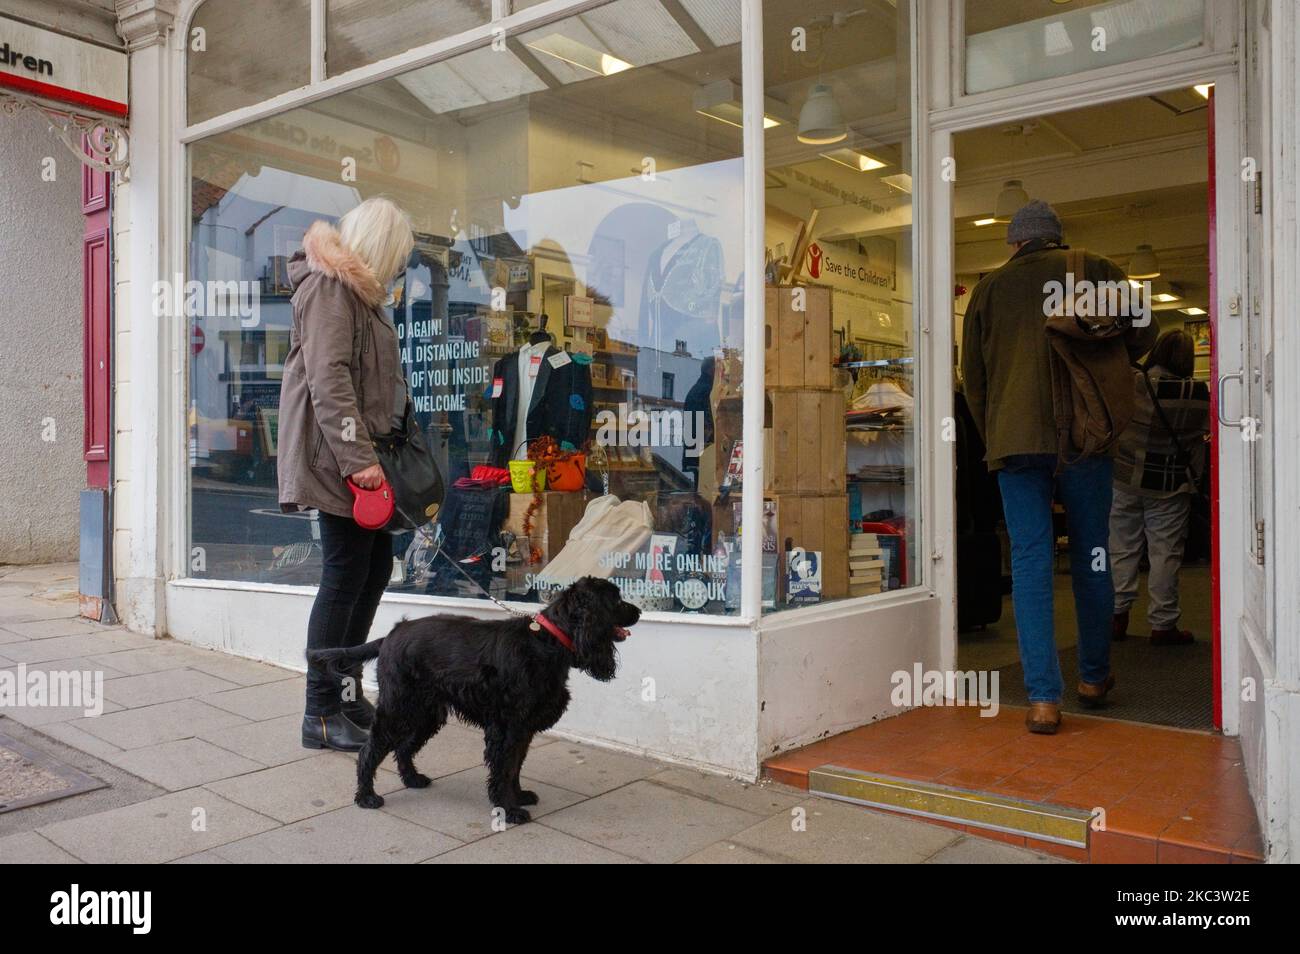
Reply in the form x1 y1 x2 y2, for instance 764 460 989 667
1026 702 1062 735
1111 609 1130 641
1077 674 1116 708
1150 627 1194 646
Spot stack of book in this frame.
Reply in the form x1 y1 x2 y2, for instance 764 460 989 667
848 532 885 597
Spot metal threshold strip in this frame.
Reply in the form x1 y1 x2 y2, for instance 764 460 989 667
808 765 1095 848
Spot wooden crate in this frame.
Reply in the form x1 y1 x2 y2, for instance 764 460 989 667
504 491 587 565
770 493 849 599
768 389 845 494
766 285 833 390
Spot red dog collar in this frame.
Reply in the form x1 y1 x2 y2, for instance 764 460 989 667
531 613 575 652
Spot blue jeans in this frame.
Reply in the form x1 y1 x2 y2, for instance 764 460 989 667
997 454 1114 703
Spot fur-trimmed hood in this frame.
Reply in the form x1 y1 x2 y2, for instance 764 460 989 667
288 220 385 307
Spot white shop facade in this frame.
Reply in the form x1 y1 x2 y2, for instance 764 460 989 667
108 0 1298 859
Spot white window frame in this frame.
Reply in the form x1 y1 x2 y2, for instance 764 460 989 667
169 0 768 626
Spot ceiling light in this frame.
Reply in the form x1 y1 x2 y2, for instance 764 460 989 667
1152 292 1181 303
1194 83 1214 99
1180 306 1207 315
992 179 1029 223
797 84 846 145
820 147 887 172
1128 244 1161 279
881 173 912 194
525 34 632 76
973 217 997 227
693 80 782 129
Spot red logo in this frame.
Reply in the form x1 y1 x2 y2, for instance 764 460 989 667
807 242 823 278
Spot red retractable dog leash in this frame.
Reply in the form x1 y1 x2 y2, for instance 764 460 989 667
347 477 396 530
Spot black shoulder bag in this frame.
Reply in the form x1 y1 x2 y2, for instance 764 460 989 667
372 401 445 530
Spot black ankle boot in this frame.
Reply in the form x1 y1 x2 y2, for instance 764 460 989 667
342 695 375 729
302 712 369 752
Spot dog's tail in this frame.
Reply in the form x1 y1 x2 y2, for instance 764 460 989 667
306 638 384 674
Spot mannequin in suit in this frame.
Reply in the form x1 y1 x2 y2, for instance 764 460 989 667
488 314 593 465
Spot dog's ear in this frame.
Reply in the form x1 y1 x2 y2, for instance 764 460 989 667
552 577 619 682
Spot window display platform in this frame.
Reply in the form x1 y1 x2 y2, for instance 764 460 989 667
763 704 1263 863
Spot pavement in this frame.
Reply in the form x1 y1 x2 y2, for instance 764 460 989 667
0 564 1066 864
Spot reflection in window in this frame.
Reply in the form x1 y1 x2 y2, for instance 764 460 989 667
964 0 1204 95
187 0 311 125
326 0 492 77
187 0 746 615
761 0 917 610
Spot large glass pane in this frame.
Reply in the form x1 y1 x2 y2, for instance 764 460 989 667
186 0 746 615
965 0 1204 95
326 0 492 76
187 0 311 125
761 0 917 611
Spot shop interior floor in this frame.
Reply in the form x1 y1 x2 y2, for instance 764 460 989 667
763 704 1263 863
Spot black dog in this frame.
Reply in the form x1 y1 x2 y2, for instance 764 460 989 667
307 576 640 823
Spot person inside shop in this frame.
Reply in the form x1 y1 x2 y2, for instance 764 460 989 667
1109 329 1210 646
277 196 415 752
961 199 1157 735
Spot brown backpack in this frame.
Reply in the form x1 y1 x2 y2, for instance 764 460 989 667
1044 248 1136 464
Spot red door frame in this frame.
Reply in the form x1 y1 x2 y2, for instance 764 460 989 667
1207 91 1222 731
82 141 112 490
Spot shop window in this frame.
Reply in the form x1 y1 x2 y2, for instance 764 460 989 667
187 0 311 125
186 0 746 615
760 0 918 609
326 0 492 77
964 0 1205 95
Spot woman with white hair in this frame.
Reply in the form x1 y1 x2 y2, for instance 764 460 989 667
277 197 414 751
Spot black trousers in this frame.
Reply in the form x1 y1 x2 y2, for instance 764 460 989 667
304 512 393 716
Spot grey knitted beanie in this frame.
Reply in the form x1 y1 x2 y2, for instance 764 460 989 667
1007 199 1062 244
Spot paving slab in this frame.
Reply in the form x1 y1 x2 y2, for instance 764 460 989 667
726 798 961 864
212 805 462 864
430 822 638 864
197 714 323 767
646 768 805 815
515 740 662 796
179 651 298 687
201 679 305 721
2 654 131 681
0 597 81 624
103 668 241 708
388 721 494 779
542 779 765 863
0 830 83 863
204 751 403 824
37 787 280 864
1 618 126 641
923 834 1070 864
84 644 207 677
108 737 264 791
679 841 791 864
1 630 156 664
378 764 585 841
0 697 123 728
69 699 250 749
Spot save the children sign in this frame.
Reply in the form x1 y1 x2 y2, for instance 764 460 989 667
0 15 127 118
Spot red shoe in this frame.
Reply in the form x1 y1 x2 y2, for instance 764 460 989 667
1150 627 1194 646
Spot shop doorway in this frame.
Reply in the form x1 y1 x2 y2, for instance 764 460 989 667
950 89 1216 731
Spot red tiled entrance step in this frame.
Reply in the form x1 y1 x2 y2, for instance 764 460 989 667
763 704 1263 863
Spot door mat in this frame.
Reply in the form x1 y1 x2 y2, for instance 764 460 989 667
0 730 106 814
996 636 1213 730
